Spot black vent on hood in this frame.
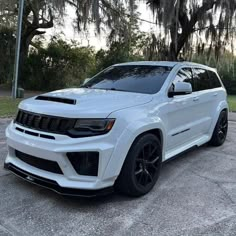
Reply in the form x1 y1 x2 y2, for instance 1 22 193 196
35 96 76 105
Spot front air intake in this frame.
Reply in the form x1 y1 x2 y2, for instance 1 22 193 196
35 96 76 105
67 152 99 176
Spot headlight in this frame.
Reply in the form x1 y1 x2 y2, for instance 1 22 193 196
67 119 115 138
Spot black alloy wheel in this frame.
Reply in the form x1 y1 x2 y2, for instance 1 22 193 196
115 133 162 197
209 110 228 146
135 142 160 187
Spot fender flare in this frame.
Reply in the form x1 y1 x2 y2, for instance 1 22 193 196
102 118 166 180
208 100 228 136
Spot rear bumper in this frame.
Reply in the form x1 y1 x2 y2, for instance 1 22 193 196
4 163 113 197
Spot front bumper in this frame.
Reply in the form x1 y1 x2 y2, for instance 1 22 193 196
5 121 120 192
4 163 113 197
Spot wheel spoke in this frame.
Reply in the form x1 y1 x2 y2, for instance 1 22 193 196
222 124 228 130
135 168 143 176
138 171 144 184
218 130 225 140
147 155 159 165
143 171 149 185
149 146 158 158
145 169 153 182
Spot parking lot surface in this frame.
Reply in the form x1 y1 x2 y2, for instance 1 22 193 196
1 118 236 236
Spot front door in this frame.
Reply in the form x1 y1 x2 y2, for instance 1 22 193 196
164 68 201 152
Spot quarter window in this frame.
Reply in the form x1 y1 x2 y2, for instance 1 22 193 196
207 70 222 88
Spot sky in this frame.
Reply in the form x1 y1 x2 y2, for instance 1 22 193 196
47 2 158 49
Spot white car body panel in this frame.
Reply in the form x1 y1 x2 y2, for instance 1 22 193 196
20 88 152 118
5 61 228 193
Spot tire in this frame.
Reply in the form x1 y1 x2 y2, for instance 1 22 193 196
209 110 228 146
115 133 162 197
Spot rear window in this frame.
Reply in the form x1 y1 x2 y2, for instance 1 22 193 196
83 65 172 94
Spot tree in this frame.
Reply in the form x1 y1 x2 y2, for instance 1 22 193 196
0 27 15 84
0 0 67 84
0 1 17 85
23 37 96 90
147 0 236 61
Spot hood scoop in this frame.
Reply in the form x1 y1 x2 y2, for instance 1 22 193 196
35 96 76 105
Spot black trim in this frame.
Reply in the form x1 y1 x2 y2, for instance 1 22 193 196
15 150 63 174
172 128 190 137
4 163 113 197
35 96 76 105
15 127 55 140
168 91 191 97
16 127 24 132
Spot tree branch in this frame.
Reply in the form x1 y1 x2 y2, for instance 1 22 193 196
189 0 218 29
38 8 53 29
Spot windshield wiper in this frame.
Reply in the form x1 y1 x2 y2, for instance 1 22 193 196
81 87 128 92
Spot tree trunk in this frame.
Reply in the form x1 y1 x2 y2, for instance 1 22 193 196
18 28 45 85
168 42 178 61
18 30 34 85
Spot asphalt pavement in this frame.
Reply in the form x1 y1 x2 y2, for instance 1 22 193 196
0 118 236 236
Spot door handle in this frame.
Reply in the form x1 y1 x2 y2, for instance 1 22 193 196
193 97 199 102
213 93 218 97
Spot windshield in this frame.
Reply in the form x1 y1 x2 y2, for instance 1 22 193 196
83 65 172 94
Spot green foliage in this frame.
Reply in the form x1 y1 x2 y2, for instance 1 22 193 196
95 41 144 71
0 27 15 85
191 49 236 94
22 37 96 91
95 16 149 71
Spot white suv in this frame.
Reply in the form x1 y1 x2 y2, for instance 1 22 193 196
4 61 228 197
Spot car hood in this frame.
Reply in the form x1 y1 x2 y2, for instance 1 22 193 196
19 88 153 118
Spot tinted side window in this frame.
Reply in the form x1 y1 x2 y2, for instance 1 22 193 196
193 68 211 91
173 68 193 86
207 70 222 88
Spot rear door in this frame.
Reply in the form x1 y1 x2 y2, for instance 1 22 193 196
191 68 217 135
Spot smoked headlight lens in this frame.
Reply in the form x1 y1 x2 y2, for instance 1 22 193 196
67 119 115 137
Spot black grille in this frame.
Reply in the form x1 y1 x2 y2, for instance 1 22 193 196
15 150 63 174
35 96 76 105
15 110 76 135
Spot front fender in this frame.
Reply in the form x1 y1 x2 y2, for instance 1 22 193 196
102 117 166 180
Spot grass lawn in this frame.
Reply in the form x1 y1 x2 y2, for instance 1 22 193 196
228 95 236 112
0 97 22 117
0 95 236 118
